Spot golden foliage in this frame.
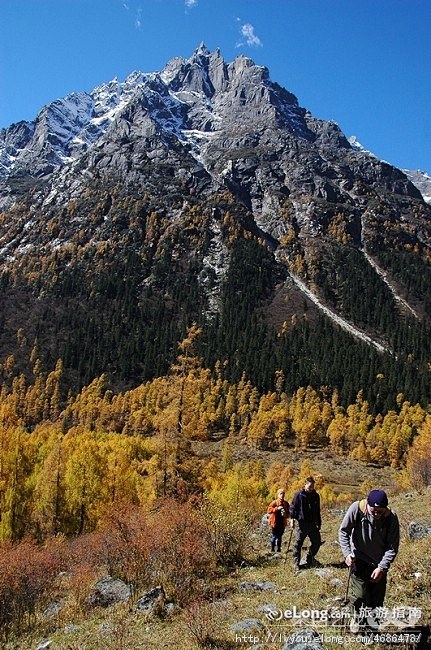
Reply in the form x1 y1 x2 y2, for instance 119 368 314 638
405 415 431 489
0 325 429 542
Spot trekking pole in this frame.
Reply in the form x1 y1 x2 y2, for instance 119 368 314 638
342 564 352 605
283 526 294 566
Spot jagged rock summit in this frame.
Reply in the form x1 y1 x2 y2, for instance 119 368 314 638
0 45 430 407
0 44 422 214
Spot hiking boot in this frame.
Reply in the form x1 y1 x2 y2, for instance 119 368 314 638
306 555 322 568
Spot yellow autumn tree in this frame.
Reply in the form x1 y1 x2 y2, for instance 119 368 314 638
405 416 431 489
246 391 290 449
167 323 214 441
0 426 40 541
31 426 65 538
62 429 108 535
203 460 267 515
327 411 350 454
290 460 324 493
372 401 426 468
345 391 373 456
265 461 294 497
290 386 332 449
365 414 388 464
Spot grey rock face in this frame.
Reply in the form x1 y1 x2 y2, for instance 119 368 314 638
0 44 422 219
230 618 264 633
281 628 325 650
405 169 431 203
407 521 431 541
239 580 276 591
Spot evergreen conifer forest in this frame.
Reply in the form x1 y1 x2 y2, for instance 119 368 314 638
1 190 431 413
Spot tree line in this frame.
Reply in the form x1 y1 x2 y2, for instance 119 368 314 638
0 324 430 543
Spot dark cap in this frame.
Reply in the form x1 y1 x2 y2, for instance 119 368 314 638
367 489 388 508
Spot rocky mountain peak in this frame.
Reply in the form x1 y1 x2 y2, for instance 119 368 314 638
161 42 228 97
194 41 211 56
0 46 430 411
0 45 426 217
0 46 305 209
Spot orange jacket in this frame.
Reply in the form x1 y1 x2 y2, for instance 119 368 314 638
267 498 290 528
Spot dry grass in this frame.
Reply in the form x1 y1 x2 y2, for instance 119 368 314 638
192 442 399 497
3 490 430 650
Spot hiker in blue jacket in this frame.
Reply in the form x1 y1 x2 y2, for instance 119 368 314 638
338 489 400 628
290 476 322 570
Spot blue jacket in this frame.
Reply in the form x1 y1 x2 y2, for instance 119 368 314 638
290 488 321 527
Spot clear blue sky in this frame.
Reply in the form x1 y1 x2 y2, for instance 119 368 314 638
1 0 430 172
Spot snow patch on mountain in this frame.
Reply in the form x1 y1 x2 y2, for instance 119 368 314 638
0 44 309 198
404 169 431 204
348 135 376 157
0 72 156 182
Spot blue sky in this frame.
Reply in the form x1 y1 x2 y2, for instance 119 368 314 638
1 0 430 172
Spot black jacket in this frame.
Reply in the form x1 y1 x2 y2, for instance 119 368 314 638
290 488 321 527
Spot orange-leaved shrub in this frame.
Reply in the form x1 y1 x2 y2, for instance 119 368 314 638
0 495 254 642
0 539 61 639
60 533 106 612
148 498 214 604
87 501 157 596
89 499 215 605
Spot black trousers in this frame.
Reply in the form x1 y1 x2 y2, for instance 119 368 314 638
293 521 321 564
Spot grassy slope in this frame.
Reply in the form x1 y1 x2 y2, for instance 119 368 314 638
6 490 430 650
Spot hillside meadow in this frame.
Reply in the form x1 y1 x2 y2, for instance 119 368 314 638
1 488 429 650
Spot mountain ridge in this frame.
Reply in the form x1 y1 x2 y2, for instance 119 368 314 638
0 44 423 207
0 45 430 410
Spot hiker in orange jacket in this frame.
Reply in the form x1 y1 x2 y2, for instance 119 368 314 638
267 488 290 552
